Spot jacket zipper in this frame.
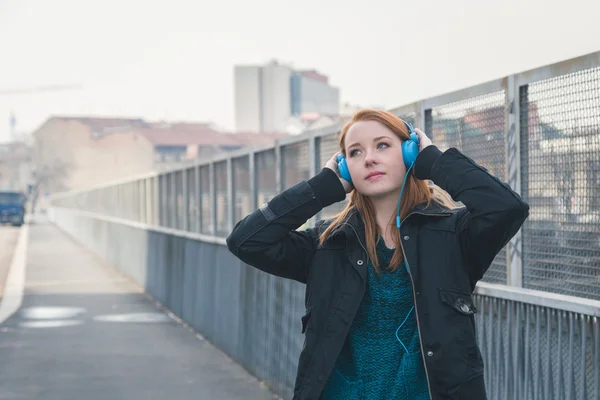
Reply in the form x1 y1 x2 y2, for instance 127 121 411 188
398 211 448 400
399 237 433 399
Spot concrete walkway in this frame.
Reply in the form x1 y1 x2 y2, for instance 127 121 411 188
0 221 277 400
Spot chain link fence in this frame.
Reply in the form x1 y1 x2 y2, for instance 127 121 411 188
49 52 600 399
429 91 508 284
49 54 600 298
520 66 600 300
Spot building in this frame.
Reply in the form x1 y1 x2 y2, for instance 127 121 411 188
290 70 340 117
32 116 287 193
234 60 340 133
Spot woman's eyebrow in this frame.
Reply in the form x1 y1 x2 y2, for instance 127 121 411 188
347 136 392 149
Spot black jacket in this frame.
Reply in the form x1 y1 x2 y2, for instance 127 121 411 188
226 145 529 400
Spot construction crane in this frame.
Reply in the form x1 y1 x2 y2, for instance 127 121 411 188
0 83 82 141
0 83 83 96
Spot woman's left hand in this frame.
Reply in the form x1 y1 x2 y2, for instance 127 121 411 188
414 128 433 151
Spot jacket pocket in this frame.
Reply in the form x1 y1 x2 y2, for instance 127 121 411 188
439 288 477 315
439 289 481 366
301 308 312 334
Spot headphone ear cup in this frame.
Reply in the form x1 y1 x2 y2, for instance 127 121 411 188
337 154 353 183
402 137 419 168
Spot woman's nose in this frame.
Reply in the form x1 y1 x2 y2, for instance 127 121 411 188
364 151 379 166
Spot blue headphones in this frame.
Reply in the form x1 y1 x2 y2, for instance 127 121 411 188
336 120 419 185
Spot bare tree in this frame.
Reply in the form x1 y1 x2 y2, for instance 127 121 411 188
25 132 72 213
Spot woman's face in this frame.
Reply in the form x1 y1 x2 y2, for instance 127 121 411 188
344 120 407 199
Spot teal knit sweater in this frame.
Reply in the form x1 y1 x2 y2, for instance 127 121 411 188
320 239 430 400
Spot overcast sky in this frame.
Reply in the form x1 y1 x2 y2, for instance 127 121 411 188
0 0 599 142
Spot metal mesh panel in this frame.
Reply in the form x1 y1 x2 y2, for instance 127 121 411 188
124 183 130 220
200 165 212 234
282 141 312 230
165 173 176 228
318 133 348 220
186 167 197 232
430 91 507 284
175 170 184 230
137 180 144 223
395 112 416 127
132 182 139 221
150 177 159 226
214 161 228 237
282 140 310 190
145 177 154 225
256 150 277 207
133 181 140 222
520 66 600 300
116 184 123 219
111 186 118 220
124 183 132 220
116 184 124 219
233 156 251 226
129 183 136 221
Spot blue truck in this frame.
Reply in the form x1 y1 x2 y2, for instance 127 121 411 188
0 190 26 226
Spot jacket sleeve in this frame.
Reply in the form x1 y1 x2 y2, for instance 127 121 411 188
226 168 346 284
414 145 530 284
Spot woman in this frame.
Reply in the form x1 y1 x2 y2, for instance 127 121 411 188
226 109 529 400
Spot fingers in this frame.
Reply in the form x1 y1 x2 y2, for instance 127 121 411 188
325 152 342 171
413 128 433 150
414 128 427 138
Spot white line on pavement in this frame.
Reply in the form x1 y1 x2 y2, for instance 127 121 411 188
0 224 29 324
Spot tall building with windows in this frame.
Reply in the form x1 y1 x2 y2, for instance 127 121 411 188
234 61 340 133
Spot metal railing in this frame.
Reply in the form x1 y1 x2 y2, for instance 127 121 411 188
49 50 600 399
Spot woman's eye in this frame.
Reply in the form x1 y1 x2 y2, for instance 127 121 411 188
349 149 360 157
377 142 390 149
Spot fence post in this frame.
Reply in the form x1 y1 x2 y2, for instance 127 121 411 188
209 163 217 235
275 142 283 193
182 168 189 231
249 151 257 212
139 180 145 224
194 165 201 233
170 173 177 229
505 74 524 287
309 135 317 226
154 176 160 226
227 157 234 233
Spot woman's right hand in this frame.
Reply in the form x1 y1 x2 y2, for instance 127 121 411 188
325 152 354 194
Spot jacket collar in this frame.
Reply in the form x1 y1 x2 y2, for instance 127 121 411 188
327 201 452 245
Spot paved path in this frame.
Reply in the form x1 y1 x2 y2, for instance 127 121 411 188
0 222 277 400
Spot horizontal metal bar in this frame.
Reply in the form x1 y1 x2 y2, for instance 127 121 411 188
51 206 227 246
50 170 159 200
474 281 600 317
305 121 343 139
515 50 600 87
421 78 507 110
388 101 421 117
